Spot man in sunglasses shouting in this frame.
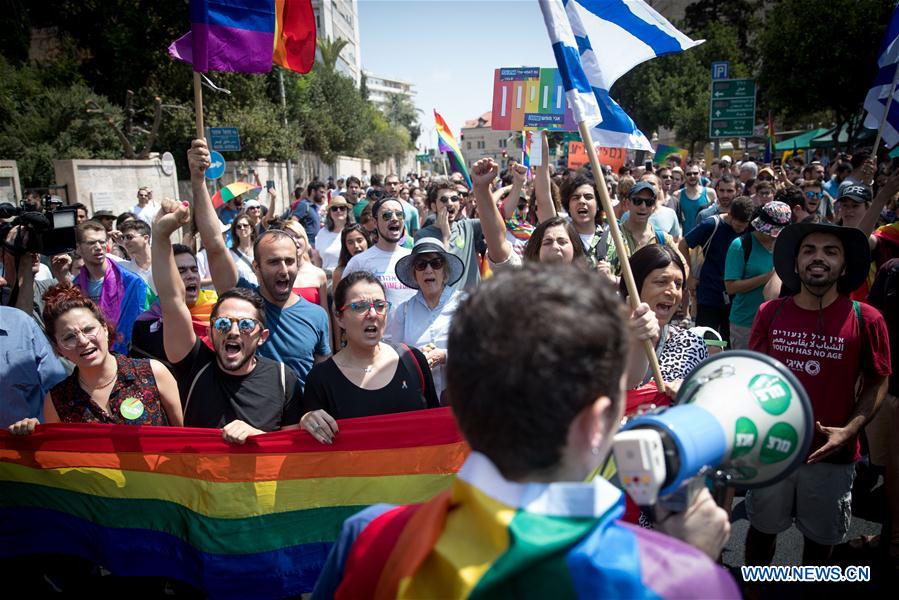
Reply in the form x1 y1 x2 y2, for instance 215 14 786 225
152 200 302 444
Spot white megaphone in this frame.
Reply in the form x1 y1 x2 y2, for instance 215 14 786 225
612 350 813 512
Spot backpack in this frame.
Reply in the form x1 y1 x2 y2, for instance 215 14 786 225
691 215 721 278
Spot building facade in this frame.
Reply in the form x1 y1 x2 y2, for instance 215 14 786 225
364 72 415 111
459 112 515 168
311 0 363 85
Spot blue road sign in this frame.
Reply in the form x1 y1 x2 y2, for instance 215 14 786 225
206 150 226 180
711 61 730 80
209 127 241 152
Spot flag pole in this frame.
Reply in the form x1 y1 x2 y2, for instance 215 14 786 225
193 72 205 139
577 121 665 391
872 60 899 154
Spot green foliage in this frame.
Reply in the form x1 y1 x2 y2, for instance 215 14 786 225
316 37 349 72
0 57 122 186
380 92 421 147
758 0 893 150
365 107 410 166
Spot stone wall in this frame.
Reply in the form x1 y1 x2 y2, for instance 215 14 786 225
53 157 179 216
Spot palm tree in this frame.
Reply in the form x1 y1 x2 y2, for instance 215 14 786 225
316 38 349 72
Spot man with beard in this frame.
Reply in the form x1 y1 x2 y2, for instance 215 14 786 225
696 175 738 222
344 197 417 305
131 240 217 373
152 200 302 443
745 223 890 567
415 179 485 290
187 140 331 388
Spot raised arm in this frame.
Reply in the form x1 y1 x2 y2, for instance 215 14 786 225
534 133 556 223
501 162 527 220
151 199 197 363
859 170 899 238
471 158 512 264
263 187 278 227
187 139 239 291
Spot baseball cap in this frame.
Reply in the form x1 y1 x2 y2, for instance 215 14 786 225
628 181 657 199
837 183 872 204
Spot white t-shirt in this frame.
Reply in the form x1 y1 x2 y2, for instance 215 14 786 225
230 248 258 286
314 228 342 271
342 245 415 306
117 259 155 293
131 202 160 225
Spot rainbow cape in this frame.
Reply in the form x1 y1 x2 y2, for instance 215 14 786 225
435 109 473 188
168 0 316 74
334 452 739 599
654 144 687 167
0 408 466 598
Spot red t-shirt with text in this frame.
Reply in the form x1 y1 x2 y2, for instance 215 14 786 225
750 296 891 463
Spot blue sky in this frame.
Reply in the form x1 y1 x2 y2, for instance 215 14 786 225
357 0 557 151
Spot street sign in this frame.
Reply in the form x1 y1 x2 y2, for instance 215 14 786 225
205 150 226 180
416 154 429 162
209 127 241 152
709 78 756 138
711 61 730 80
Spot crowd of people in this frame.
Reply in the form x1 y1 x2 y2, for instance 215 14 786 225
2 138 899 594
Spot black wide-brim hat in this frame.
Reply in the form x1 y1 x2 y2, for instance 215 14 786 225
773 223 871 294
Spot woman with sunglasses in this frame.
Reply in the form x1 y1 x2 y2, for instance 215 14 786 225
229 213 258 285
386 238 465 401
314 196 353 273
301 271 438 444
8 285 183 434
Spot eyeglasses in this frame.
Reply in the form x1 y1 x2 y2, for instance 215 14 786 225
235 223 252 230
212 316 261 334
379 210 405 221
660 174 673 180
805 191 823 199
439 195 461 204
330 206 347 212
340 300 391 315
630 196 656 207
413 257 445 271
58 324 101 349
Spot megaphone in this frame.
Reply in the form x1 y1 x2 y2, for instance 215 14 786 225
612 350 813 510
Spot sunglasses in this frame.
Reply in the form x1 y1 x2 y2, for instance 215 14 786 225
379 210 405 221
630 196 656 207
805 191 823 199
340 300 391 315
686 172 700 177
330 206 347 212
413 257 445 271
439 195 461 204
212 316 260 334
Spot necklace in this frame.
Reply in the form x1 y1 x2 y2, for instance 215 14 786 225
79 370 117 390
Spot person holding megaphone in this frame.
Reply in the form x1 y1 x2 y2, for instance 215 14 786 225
745 222 891 566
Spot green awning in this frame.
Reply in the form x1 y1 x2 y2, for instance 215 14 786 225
809 124 876 148
773 128 829 151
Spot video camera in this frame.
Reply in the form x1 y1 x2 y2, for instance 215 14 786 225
0 195 78 257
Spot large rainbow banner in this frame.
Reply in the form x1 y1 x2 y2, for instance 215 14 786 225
491 67 577 131
0 408 466 598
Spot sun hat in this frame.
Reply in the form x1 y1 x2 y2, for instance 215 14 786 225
750 201 791 238
395 237 464 290
773 222 871 294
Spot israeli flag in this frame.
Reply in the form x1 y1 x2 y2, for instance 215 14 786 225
539 0 702 150
863 5 899 148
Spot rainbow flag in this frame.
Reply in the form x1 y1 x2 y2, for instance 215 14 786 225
654 144 688 167
334 452 739 599
169 0 316 74
0 408 466 598
764 111 776 164
435 109 473 187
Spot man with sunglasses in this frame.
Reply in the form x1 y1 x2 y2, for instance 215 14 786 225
672 162 717 235
152 200 302 443
608 182 681 276
187 140 331 389
343 196 417 306
414 178 484 290
799 178 833 222
130 186 159 226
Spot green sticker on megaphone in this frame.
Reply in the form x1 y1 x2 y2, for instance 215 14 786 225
730 465 758 481
749 374 791 415
732 417 758 459
760 422 798 464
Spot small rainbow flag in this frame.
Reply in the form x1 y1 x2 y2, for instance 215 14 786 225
654 144 688 167
169 0 316 74
0 409 466 598
434 109 473 188
522 131 533 176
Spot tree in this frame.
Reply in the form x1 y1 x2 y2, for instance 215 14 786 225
316 37 349 72
380 92 421 146
758 0 893 151
364 107 409 170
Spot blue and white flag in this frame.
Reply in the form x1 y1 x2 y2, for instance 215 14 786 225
539 0 702 150
863 5 899 149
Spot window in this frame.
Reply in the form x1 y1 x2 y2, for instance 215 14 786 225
467 142 471 150
477 141 486 149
